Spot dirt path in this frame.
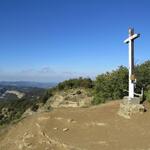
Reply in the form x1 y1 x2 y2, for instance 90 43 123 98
0 101 150 150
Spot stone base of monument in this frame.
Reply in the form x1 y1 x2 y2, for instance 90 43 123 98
118 97 145 119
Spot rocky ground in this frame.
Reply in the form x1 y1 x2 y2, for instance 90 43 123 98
48 89 92 108
0 101 150 150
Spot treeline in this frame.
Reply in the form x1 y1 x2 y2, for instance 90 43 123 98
92 60 150 104
135 61 150 101
57 77 94 90
92 66 128 104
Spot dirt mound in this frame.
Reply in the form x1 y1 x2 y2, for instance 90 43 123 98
0 101 150 150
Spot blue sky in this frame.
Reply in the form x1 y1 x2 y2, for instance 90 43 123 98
0 0 149 82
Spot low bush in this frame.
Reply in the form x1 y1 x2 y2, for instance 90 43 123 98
92 92 106 105
145 89 150 102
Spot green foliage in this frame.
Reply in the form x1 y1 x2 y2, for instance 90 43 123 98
135 61 150 92
76 90 82 95
0 88 46 126
134 61 150 102
145 90 150 102
40 89 53 104
57 77 94 90
92 66 128 105
31 104 39 112
93 61 150 105
92 92 106 105
0 98 37 125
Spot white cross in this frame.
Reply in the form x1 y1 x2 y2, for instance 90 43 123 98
124 28 140 100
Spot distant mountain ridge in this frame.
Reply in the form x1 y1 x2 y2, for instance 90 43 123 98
0 81 57 89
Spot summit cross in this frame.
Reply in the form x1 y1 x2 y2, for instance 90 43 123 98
124 28 140 100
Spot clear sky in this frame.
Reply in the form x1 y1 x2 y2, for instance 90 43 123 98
0 0 149 82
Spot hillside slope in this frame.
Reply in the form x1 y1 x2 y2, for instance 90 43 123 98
0 101 150 150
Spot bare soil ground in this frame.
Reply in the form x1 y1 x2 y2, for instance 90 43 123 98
0 101 150 150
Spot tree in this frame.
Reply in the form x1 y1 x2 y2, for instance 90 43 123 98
135 61 150 90
92 66 128 104
135 61 150 100
57 77 94 90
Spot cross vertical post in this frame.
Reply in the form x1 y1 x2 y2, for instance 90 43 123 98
124 28 140 100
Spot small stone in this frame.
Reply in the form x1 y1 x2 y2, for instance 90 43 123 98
63 128 69 132
67 119 74 123
53 127 58 130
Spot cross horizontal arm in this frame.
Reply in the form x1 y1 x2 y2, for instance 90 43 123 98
124 33 140 44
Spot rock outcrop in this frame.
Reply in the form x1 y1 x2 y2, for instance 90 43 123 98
43 88 93 109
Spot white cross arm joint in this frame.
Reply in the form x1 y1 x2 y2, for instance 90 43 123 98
124 34 140 44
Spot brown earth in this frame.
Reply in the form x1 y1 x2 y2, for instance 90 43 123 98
0 101 150 150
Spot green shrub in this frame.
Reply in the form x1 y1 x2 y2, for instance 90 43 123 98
76 90 82 95
31 104 39 112
92 92 106 105
57 77 94 90
93 66 128 104
40 90 53 104
145 90 150 102
135 61 150 91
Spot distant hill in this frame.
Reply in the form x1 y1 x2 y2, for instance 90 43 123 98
0 84 46 125
0 81 57 89
0 85 45 101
